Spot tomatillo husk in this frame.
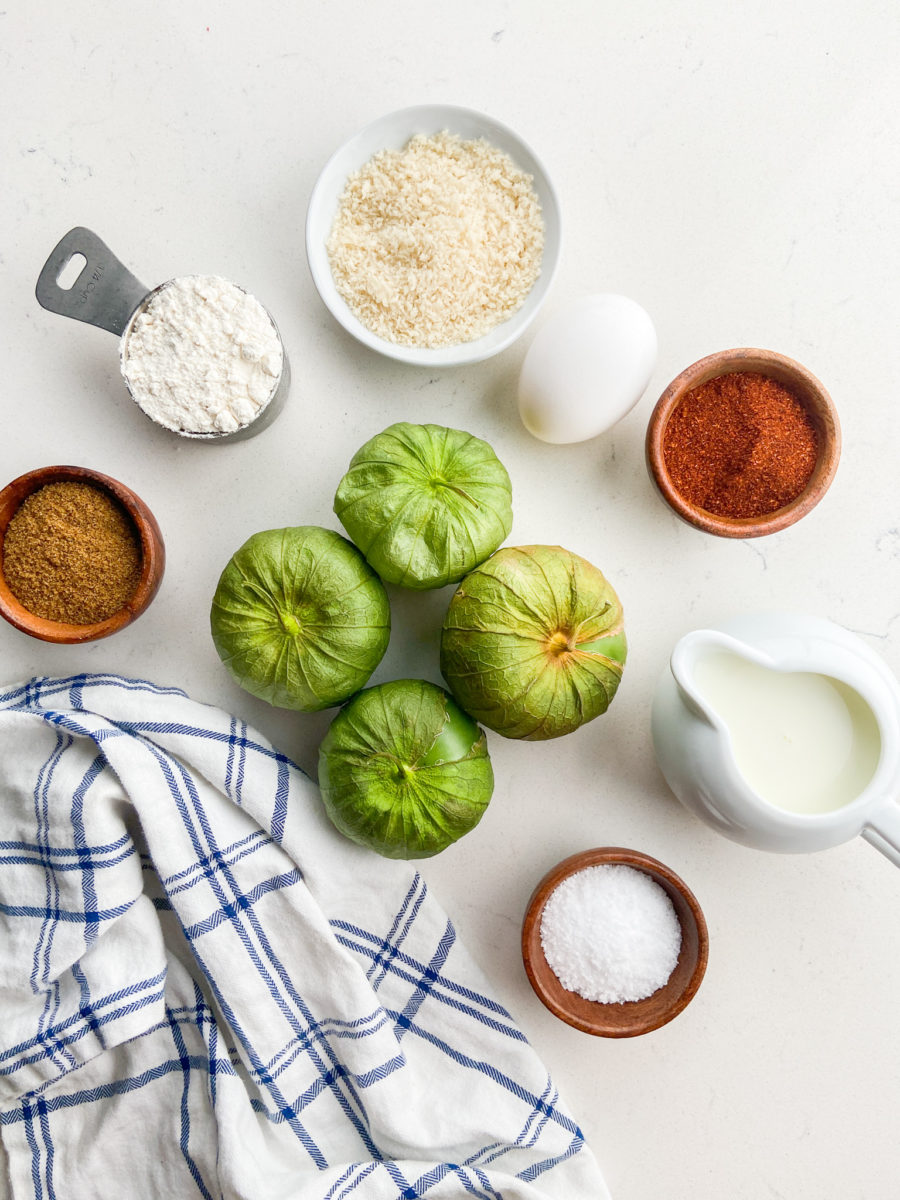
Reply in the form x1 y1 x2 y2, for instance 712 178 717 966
210 526 390 711
318 679 494 858
334 422 513 589
440 544 626 740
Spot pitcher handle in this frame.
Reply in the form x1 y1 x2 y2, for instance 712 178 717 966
35 227 149 337
862 801 900 869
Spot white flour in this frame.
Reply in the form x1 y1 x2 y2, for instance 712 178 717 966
121 275 283 435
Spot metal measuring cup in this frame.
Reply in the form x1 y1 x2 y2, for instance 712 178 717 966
35 227 291 442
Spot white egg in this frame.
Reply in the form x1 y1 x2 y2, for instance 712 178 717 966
517 294 658 444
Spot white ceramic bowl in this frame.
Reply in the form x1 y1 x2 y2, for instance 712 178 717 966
305 104 562 367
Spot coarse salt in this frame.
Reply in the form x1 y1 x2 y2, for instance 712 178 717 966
540 864 682 1004
121 275 283 435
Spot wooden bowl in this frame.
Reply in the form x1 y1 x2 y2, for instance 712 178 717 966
0 465 165 643
645 347 840 537
522 847 708 1037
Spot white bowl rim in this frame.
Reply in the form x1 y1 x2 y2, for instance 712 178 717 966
305 103 562 367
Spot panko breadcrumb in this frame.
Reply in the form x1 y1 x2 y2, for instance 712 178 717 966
326 131 544 348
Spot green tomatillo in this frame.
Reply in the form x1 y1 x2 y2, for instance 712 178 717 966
334 422 513 590
440 544 626 740
210 526 390 711
318 679 494 859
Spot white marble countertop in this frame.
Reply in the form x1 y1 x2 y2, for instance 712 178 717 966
4 2 900 1196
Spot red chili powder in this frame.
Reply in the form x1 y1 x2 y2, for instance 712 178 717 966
662 371 819 519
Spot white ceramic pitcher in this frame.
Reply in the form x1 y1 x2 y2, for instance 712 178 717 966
651 612 900 866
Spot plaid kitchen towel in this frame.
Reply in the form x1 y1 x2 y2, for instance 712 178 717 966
0 674 609 1200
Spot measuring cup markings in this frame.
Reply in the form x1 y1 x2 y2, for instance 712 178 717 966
35 227 150 337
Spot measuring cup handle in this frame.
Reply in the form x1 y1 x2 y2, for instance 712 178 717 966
861 801 900 869
35 227 149 337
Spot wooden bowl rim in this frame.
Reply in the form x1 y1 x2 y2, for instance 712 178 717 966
0 464 165 644
522 846 709 1037
645 347 841 538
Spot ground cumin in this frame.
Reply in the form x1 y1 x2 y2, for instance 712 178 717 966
2 482 142 624
663 371 819 519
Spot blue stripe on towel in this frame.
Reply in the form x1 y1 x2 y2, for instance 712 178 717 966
0 674 605 1200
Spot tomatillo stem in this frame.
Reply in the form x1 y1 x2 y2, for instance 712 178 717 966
546 631 572 657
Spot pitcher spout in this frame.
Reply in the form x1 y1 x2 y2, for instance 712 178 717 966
669 629 770 726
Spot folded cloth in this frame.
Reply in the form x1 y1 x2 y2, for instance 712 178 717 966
0 675 609 1200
